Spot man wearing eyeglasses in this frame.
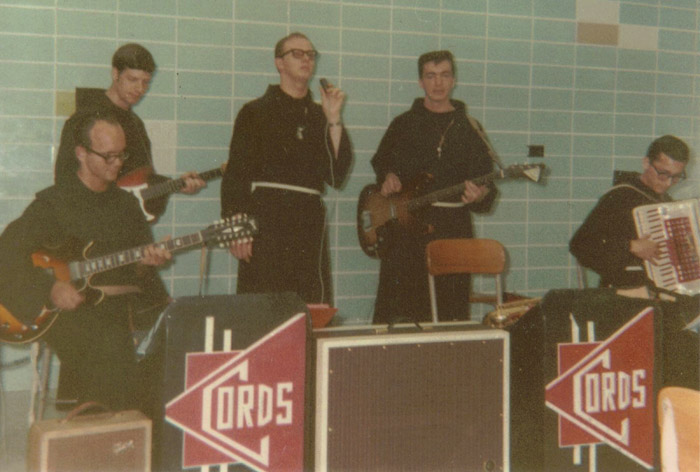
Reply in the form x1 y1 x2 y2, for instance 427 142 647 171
0 111 171 414
570 134 691 288
54 43 205 220
221 32 352 305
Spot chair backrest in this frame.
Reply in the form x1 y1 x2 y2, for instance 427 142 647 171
658 386 700 472
426 238 506 322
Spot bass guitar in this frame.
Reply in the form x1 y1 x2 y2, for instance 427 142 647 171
0 215 257 344
118 164 226 222
356 163 545 258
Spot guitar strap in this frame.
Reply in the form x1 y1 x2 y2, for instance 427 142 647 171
466 114 505 170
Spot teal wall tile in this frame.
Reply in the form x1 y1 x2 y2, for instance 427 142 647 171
655 116 692 136
659 30 695 52
488 39 532 63
572 135 614 157
441 12 486 37
573 156 613 178
343 55 391 79
57 0 116 9
119 14 176 42
0 117 53 143
178 18 232 45
485 108 529 132
234 48 278 74
533 0 575 19
290 1 341 27
528 246 569 267
0 34 54 62
659 7 696 30
390 32 440 57
0 90 53 116
574 90 615 112
177 97 232 123
0 63 55 89
234 23 288 49
658 52 695 74
533 19 575 42
0 5 54 34
532 65 574 88
342 30 391 55
234 0 288 22
342 4 391 30
178 46 232 72
344 104 391 127
532 42 575 66
656 73 694 95
617 49 657 71
573 111 614 134
442 0 486 13
134 96 175 120
576 46 617 68
531 88 572 110
616 92 654 114
57 9 116 37
0 144 52 171
620 4 658 26
488 15 533 40
576 69 615 90
485 86 530 109
343 79 390 103
57 38 115 65
614 113 654 136
392 8 439 33
486 63 531 86
528 200 570 222
614 135 655 157
119 0 176 15
177 123 232 148
531 110 572 133
443 37 486 61
527 268 571 290
528 222 571 245
179 0 232 19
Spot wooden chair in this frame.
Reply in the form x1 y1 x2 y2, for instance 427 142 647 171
658 386 700 472
425 238 506 323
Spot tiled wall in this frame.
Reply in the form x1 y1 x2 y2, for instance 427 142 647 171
1 0 699 389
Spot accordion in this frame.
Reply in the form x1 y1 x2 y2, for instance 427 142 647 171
633 199 700 295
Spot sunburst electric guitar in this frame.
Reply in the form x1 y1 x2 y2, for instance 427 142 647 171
0 215 257 344
356 163 545 258
117 164 226 222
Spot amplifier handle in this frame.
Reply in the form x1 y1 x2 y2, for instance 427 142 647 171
62 401 112 422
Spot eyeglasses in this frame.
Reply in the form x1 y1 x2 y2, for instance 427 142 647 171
85 146 130 164
278 49 318 60
651 163 686 183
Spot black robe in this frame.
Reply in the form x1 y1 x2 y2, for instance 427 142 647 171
221 85 352 304
371 98 497 324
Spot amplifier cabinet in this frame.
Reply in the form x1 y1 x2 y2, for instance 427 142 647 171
314 323 509 471
28 409 151 472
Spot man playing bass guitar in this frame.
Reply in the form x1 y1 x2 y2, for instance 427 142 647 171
0 111 171 416
371 50 497 325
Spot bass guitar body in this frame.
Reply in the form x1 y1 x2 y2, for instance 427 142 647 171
356 175 433 258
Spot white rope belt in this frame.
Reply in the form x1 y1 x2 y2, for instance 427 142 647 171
431 202 466 208
251 181 320 196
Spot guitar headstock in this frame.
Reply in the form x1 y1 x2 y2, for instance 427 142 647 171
205 214 259 247
505 163 547 183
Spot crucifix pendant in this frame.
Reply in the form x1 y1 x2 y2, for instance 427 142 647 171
437 146 442 158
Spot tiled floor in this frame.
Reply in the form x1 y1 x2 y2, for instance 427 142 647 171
1 389 62 472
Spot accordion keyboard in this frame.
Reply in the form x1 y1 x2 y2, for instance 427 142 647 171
633 199 700 295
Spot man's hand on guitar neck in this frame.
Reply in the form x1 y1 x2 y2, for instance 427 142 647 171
380 173 402 196
50 280 84 310
179 171 206 194
462 180 489 204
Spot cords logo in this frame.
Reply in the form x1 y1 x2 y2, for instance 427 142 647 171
545 308 655 469
165 314 306 471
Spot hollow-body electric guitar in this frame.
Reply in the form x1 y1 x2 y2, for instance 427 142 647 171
0 215 256 344
356 163 545 258
117 164 226 222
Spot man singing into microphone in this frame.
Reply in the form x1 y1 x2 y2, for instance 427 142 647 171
220 32 353 305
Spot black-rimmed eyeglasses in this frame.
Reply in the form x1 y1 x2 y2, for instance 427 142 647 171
651 163 686 183
278 49 318 60
85 146 130 164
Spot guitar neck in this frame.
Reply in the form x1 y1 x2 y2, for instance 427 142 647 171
141 167 223 200
407 169 503 211
70 231 205 280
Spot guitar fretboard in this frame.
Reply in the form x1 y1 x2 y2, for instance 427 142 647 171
406 168 505 212
71 232 206 280
141 167 223 200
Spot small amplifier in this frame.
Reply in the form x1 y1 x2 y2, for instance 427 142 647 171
27 407 151 472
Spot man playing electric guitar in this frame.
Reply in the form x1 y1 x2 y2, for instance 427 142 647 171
0 111 172 415
371 50 498 325
53 43 206 221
